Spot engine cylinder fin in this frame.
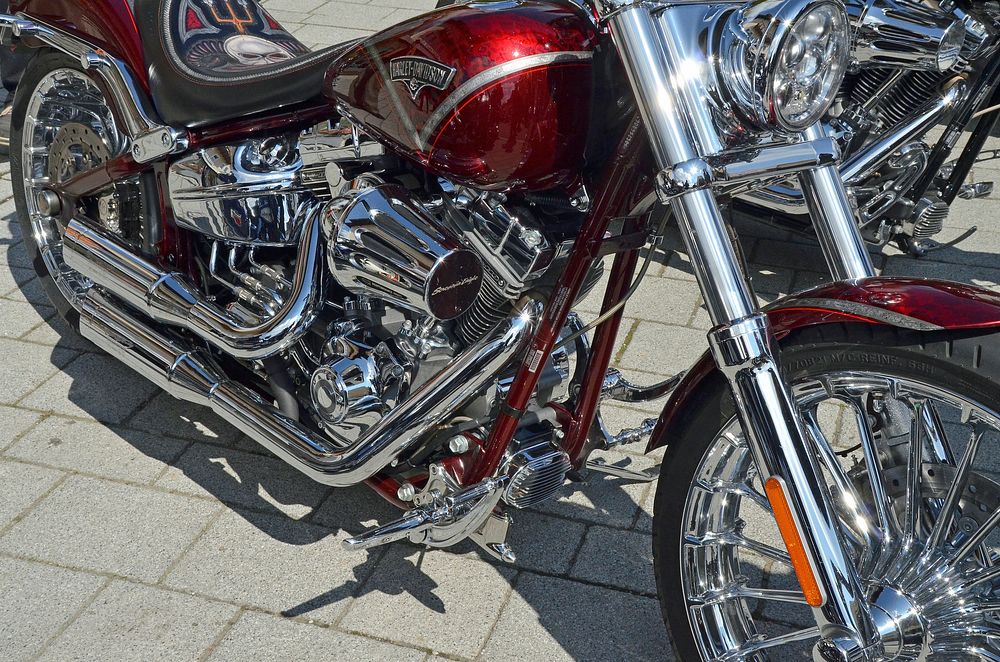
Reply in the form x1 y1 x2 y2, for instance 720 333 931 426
457 269 512 345
880 71 945 127
911 198 950 239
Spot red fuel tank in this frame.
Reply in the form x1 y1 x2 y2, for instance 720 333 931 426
324 1 598 192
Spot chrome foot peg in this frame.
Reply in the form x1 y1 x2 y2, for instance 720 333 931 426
342 510 435 551
959 182 994 200
605 417 658 450
343 464 513 559
601 368 684 404
586 457 659 483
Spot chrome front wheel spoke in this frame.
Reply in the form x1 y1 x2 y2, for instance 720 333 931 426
846 394 900 540
685 530 792 566
903 400 925 541
804 407 880 553
680 372 1000 660
690 583 808 607
926 424 986 551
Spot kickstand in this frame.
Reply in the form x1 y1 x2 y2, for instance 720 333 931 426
899 226 978 256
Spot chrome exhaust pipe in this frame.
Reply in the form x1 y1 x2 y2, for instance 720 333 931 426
740 81 968 216
77 291 541 487
63 205 322 360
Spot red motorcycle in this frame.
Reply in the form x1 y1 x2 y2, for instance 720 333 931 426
6 0 1000 658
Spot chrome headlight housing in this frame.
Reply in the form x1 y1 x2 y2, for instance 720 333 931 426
722 0 851 131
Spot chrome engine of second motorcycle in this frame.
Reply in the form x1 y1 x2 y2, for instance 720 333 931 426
168 120 592 486
831 0 1000 250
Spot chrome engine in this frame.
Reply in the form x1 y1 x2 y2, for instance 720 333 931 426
152 119 589 477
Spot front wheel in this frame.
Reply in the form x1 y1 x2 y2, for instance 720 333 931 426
653 323 1000 661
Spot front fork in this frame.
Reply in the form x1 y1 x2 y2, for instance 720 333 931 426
607 3 881 658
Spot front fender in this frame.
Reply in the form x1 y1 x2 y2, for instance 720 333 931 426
646 277 1000 453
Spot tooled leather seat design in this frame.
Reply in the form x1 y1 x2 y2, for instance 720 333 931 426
134 0 354 128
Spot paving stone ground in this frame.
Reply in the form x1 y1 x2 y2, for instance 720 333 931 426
1 1 999 660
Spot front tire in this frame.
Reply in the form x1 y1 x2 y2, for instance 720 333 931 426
653 323 1000 660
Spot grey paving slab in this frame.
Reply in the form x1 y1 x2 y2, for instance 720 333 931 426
0 557 106 662
19 313 98 352
0 459 64 528
617 322 708 377
0 265 37 298
129 392 244 446
570 525 656 595
0 406 43 451
0 299 56 338
208 611 427 662
481 572 674 662
532 450 656 530
164 509 376 623
504 510 587 575
19 351 160 423
6 415 188 484
310 482 402 532
154 442 330 519
0 239 31 268
308 1 397 29
0 339 77 405
0 475 218 581
37 580 239 662
340 546 515 659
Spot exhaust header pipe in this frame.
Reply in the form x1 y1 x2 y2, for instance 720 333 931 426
62 206 323 360
77 291 541 487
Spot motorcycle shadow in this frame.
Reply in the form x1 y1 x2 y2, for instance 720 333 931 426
1 216 778 660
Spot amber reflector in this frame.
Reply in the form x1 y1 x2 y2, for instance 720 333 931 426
764 476 825 608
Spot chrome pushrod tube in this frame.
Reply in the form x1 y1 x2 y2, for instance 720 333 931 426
77 290 541 487
62 209 322 360
798 126 876 282
606 2 879 654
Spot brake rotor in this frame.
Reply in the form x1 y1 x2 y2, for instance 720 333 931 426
48 122 140 237
47 122 111 183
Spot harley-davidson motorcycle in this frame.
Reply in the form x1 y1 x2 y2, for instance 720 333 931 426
8 0 1000 659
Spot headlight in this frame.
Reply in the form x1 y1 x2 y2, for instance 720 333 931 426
722 0 850 131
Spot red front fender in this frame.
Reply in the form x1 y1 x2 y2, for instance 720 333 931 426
645 277 1000 453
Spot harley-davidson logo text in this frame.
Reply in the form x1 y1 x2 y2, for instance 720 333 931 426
390 56 456 100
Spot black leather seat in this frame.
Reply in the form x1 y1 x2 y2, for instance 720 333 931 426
134 0 354 128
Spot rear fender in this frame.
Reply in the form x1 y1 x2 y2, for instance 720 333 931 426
11 0 146 90
646 277 1000 453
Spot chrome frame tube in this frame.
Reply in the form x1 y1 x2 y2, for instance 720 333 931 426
606 2 879 653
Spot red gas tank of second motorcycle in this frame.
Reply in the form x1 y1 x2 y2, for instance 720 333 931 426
324 0 598 192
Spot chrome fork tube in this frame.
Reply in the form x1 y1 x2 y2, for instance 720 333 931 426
798 125 876 281
607 3 879 654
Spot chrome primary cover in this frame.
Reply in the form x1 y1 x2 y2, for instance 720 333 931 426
167 139 309 245
679 373 1000 660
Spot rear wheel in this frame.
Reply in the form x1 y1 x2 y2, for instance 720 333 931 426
10 51 134 327
653 324 1000 661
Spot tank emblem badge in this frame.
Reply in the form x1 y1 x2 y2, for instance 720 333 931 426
389 57 457 100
